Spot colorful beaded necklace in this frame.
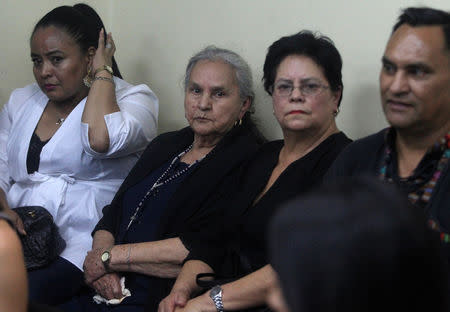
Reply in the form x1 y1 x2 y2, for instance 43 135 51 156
379 130 450 242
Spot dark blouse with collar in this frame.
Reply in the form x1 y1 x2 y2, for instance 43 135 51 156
185 132 352 276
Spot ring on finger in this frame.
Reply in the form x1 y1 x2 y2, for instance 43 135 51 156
105 43 112 49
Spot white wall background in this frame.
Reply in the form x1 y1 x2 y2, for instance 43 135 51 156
1 0 449 140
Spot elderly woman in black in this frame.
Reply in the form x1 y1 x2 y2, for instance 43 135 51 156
63 46 264 311
159 30 352 312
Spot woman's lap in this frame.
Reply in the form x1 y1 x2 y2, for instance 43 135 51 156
28 256 84 305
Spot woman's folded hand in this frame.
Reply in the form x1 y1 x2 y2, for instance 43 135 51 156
83 247 108 285
92 272 123 300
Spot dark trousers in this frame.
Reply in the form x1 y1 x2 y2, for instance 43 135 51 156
28 256 84 306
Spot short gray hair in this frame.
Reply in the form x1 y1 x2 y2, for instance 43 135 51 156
184 46 255 112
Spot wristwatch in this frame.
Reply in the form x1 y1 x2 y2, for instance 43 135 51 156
101 247 112 271
94 65 113 76
209 285 224 312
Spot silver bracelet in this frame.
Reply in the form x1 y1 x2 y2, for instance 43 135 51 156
93 76 115 85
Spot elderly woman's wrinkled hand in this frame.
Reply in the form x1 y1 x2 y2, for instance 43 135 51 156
83 248 108 285
92 272 123 300
92 28 115 73
158 288 189 312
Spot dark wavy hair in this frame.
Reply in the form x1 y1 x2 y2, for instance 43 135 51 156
262 30 343 107
31 3 122 78
393 7 450 50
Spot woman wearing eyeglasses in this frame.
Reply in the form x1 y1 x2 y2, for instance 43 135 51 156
159 30 352 312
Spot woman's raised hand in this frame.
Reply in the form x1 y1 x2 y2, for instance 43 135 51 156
92 28 115 74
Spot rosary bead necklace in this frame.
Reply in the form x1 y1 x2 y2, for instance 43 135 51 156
125 144 204 231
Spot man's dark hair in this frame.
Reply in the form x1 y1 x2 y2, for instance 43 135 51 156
393 7 450 50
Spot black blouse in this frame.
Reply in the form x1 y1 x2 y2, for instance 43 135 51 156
186 132 352 276
26 132 50 174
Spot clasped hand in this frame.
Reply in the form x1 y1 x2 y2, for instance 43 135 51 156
83 248 108 285
83 248 123 300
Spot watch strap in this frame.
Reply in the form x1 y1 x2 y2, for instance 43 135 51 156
94 65 113 77
209 285 224 312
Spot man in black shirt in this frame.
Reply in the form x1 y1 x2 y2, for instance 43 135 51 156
327 6 450 264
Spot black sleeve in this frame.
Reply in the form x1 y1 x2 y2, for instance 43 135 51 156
180 219 241 275
323 142 357 183
178 149 258 274
92 201 121 236
177 129 263 272
324 131 385 184
179 172 244 272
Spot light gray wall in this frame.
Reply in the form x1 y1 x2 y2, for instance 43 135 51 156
1 0 449 140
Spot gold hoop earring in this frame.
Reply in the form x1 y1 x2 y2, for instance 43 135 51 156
234 119 242 126
83 67 93 88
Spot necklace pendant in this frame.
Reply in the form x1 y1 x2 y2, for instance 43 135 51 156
126 219 133 230
126 215 136 230
56 118 65 125
153 182 163 188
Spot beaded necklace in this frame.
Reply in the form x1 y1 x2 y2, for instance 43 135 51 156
379 131 450 242
125 144 203 231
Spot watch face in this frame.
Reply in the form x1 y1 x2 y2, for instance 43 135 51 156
101 251 110 262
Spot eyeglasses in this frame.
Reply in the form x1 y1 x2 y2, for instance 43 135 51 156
271 80 330 97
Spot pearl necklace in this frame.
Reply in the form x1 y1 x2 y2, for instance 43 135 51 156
125 144 203 231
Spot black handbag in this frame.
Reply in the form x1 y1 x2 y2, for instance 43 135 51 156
13 206 66 270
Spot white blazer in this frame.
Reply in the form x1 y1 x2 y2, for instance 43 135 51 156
0 77 159 270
